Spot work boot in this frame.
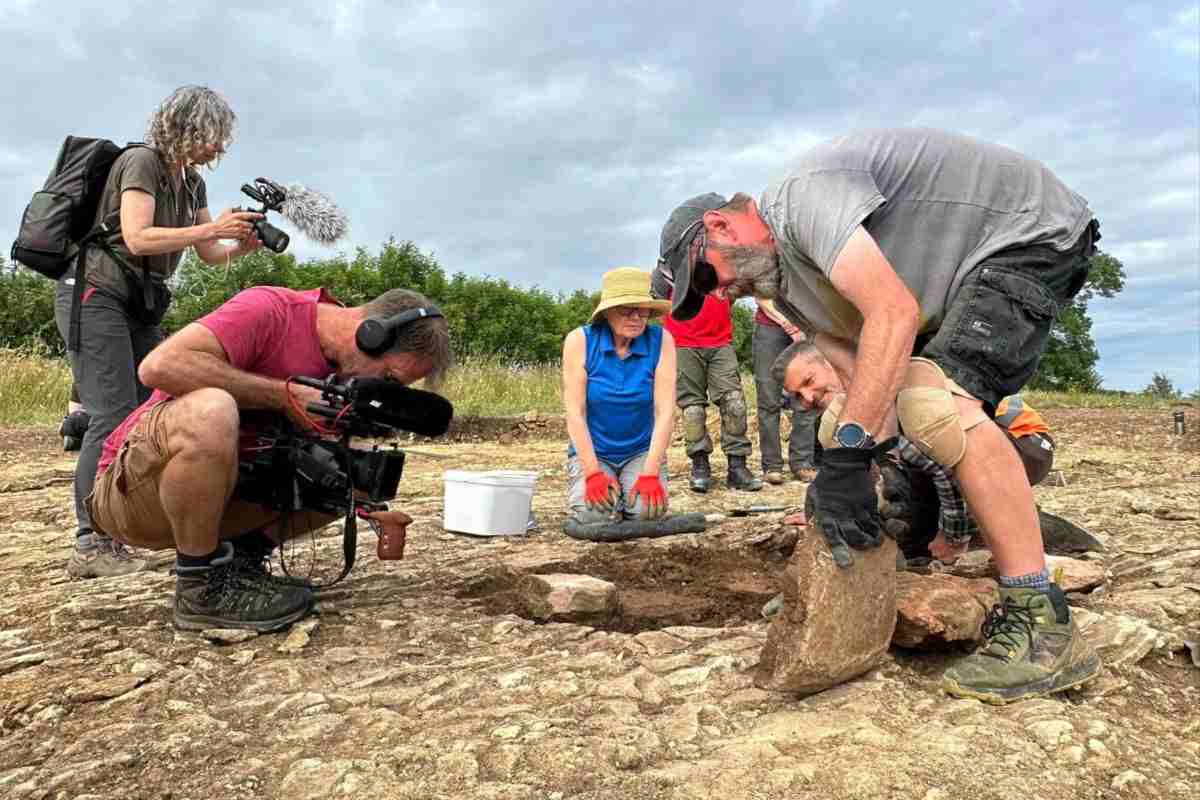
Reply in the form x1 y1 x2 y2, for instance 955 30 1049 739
689 454 712 493
942 584 1100 704
727 456 762 492
174 543 312 632
66 533 148 579
763 469 786 485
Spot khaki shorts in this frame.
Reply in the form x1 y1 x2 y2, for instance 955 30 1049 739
88 401 329 550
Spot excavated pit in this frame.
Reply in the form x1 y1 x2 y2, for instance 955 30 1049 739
459 542 784 633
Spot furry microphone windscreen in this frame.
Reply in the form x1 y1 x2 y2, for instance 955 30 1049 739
351 379 454 438
279 184 349 244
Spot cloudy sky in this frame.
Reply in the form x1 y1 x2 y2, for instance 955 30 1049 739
3 1 1197 392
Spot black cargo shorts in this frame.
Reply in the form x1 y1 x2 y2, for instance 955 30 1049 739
918 219 1100 411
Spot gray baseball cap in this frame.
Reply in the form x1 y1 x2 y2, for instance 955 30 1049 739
655 192 727 321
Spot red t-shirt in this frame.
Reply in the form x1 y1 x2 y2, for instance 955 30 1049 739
97 286 339 475
663 294 733 348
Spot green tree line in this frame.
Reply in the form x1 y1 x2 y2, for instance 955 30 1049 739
0 242 1123 386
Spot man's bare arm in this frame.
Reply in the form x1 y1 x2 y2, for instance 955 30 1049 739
827 225 919 437
138 323 305 413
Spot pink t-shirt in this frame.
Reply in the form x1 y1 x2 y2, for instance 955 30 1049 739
97 286 339 475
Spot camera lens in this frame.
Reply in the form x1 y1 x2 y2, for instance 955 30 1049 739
254 220 290 253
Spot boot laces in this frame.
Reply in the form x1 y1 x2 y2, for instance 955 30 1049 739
980 595 1039 662
99 537 136 562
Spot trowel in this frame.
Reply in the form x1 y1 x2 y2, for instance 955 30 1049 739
726 504 789 517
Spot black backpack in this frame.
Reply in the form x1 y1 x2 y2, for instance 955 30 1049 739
11 137 155 350
10 136 149 279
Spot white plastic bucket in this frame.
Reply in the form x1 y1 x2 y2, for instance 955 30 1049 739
443 470 538 536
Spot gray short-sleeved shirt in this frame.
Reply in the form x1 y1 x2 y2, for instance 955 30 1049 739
759 128 1092 339
82 147 207 302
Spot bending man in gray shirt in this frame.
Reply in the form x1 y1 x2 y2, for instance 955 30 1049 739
653 128 1100 704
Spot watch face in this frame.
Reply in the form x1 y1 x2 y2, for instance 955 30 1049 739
836 423 868 448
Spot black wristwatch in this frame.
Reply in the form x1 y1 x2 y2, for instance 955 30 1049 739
833 421 875 449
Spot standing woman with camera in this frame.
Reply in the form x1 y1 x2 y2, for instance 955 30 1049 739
54 85 264 579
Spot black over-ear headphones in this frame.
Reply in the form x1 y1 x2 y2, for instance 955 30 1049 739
355 305 445 357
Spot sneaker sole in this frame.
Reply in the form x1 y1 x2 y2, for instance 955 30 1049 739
173 599 312 634
65 561 147 580
941 653 1102 705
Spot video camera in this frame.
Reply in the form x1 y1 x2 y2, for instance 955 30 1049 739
234 374 453 583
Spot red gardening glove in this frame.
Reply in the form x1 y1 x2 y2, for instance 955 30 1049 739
584 470 619 511
630 474 667 519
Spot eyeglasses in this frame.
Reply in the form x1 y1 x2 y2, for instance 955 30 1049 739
658 219 717 296
610 306 652 319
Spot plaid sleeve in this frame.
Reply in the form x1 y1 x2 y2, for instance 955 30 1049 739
895 436 976 544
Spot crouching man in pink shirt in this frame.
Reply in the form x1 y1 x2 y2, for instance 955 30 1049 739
88 285 450 632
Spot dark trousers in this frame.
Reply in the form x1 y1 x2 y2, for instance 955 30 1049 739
752 323 818 471
54 281 162 534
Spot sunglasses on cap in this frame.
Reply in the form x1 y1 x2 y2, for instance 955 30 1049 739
658 220 719 296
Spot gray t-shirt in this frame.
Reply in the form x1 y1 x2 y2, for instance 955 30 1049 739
759 128 1092 339
82 147 207 302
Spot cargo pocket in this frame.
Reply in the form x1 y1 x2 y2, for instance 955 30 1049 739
948 266 1057 397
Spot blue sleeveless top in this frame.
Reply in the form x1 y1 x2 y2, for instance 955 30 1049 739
568 322 663 464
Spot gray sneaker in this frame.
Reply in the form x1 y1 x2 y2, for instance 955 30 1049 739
66 533 148 579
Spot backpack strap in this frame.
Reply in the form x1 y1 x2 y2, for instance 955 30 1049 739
67 211 144 351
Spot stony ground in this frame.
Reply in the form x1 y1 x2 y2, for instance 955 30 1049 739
0 407 1197 800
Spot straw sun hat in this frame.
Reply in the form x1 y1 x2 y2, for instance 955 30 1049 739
589 267 672 324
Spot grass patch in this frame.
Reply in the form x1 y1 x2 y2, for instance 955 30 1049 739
0 348 73 425
2 349 1188 427
434 356 562 417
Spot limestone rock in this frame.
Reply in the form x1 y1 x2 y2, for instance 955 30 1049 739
517 573 618 625
946 552 1106 593
202 628 259 644
66 675 143 704
277 618 320 654
755 522 897 694
1044 555 1106 593
1073 609 1159 668
893 573 999 648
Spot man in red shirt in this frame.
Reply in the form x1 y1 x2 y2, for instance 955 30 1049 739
87 285 451 633
656 285 762 493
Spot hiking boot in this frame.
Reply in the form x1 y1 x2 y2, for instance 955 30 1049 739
942 584 1100 704
174 543 312 632
790 462 818 482
727 456 762 492
66 533 148 579
689 454 712 494
763 468 787 485
231 538 314 592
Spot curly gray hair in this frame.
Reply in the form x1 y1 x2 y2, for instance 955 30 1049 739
144 86 236 168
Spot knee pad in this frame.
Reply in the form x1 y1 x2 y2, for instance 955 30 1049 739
719 393 748 437
896 358 966 468
682 405 708 444
817 393 846 449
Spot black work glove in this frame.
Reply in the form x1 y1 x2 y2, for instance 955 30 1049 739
879 458 941 560
809 447 884 568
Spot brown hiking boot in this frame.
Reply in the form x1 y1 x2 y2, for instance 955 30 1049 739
66 534 148 579
942 584 1100 704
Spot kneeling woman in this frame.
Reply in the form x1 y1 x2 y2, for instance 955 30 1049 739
563 268 676 522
